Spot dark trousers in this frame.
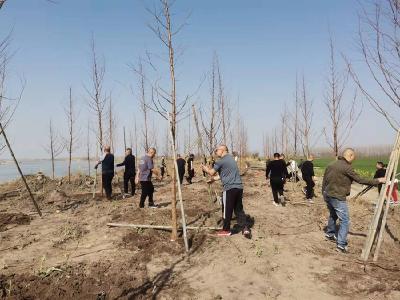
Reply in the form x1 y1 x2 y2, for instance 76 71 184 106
178 170 185 184
140 181 154 207
124 173 135 195
102 173 114 199
161 167 165 178
378 183 383 194
222 188 248 231
187 169 194 184
270 177 284 203
303 176 315 199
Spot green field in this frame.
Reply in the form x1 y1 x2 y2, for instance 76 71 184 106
313 157 388 178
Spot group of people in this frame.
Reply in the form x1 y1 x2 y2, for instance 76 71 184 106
96 144 389 252
94 144 251 238
94 146 159 208
176 154 195 184
265 153 316 206
265 149 389 253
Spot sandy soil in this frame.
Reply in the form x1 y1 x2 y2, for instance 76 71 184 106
0 167 399 299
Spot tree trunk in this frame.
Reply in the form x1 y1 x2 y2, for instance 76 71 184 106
0 121 42 216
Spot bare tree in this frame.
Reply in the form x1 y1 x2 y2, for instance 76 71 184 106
324 36 361 157
299 75 313 157
64 87 79 183
200 55 222 155
237 116 248 169
287 75 300 157
215 53 231 146
45 119 64 180
134 118 138 161
86 120 91 177
272 128 277 153
136 59 150 151
142 0 190 241
107 95 117 152
280 105 289 155
85 38 107 153
0 35 23 153
346 0 400 130
0 33 41 216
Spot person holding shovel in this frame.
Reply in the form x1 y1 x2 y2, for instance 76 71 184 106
136 147 161 208
202 145 251 238
94 145 114 200
322 148 385 253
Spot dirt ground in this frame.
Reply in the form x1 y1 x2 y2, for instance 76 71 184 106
0 166 399 300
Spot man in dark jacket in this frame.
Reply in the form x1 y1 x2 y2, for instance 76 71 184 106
176 154 186 184
322 148 385 253
301 154 315 203
186 154 195 184
95 145 114 200
116 148 136 196
374 161 386 194
160 156 167 179
266 153 289 206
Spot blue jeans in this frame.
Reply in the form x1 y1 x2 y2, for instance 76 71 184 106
324 194 350 247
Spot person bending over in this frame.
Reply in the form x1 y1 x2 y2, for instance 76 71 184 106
203 145 251 238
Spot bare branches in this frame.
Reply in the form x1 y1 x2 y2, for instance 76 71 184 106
86 120 91 177
298 75 313 157
280 105 289 155
107 95 117 152
215 53 231 146
137 59 150 151
324 36 361 157
64 87 79 183
85 37 107 152
348 0 400 130
0 33 24 153
200 54 223 155
44 119 64 180
145 0 189 242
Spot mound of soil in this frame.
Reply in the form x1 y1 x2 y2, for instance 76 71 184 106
0 259 148 300
0 213 30 232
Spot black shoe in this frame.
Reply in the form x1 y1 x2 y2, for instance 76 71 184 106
336 244 348 253
242 228 252 239
325 233 337 242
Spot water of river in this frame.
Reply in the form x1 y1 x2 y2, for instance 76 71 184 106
0 159 94 183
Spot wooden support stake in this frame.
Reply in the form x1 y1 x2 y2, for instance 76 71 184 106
373 148 399 261
361 129 400 261
168 113 189 252
0 122 42 217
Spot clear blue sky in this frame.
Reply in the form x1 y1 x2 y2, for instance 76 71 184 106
0 0 395 159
